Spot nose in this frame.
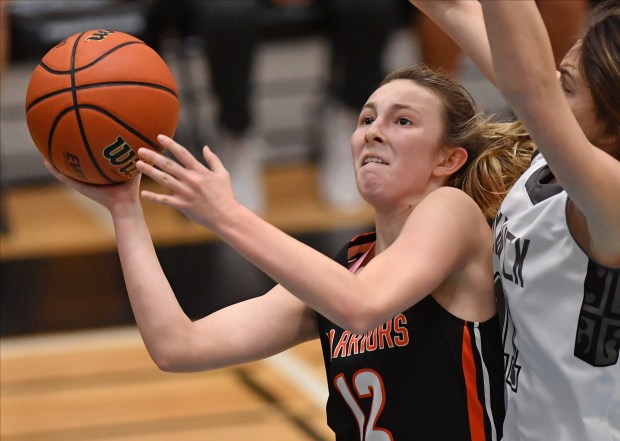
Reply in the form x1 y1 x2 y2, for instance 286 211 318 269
364 119 385 144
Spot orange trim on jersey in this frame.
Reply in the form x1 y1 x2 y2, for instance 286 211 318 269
348 245 370 264
347 235 375 263
462 323 486 441
348 231 375 244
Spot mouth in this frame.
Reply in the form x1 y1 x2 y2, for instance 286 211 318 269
362 156 388 166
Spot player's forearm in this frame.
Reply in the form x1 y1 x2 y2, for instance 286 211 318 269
211 204 379 332
481 1 555 103
410 0 496 86
480 1 620 262
110 202 194 369
479 1 581 178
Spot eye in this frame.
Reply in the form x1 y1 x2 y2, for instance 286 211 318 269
559 70 572 94
397 117 413 126
360 116 374 125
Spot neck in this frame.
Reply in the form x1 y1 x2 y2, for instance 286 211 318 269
373 205 413 253
370 183 444 253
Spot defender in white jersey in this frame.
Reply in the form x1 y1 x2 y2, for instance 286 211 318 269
410 1 620 440
493 152 619 440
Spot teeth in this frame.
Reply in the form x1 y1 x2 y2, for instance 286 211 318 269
364 157 385 164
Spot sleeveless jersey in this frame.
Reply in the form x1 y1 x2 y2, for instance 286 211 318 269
492 153 620 440
315 232 505 441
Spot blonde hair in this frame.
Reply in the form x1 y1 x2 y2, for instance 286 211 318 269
381 65 534 219
455 119 534 219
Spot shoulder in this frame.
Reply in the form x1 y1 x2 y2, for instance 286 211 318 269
409 189 495 319
415 187 486 225
403 187 490 249
423 186 477 204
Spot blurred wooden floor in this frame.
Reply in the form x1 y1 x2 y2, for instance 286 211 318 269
1 328 331 441
0 163 375 440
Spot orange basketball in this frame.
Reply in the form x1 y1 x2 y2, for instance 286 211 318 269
25 29 179 184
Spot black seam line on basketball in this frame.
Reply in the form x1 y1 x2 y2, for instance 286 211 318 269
70 34 117 183
69 32 84 105
46 106 116 183
38 41 145 75
26 82 179 112
47 107 74 163
79 81 179 98
77 104 165 153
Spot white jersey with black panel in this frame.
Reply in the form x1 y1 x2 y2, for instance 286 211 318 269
493 153 620 441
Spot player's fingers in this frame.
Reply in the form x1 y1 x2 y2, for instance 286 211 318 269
202 145 225 172
157 134 204 170
140 189 182 208
136 159 191 196
138 147 188 179
44 161 90 189
44 160 69 183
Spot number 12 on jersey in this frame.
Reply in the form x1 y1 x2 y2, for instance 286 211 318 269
334 369 394 441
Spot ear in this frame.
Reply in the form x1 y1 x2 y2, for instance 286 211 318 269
432 146 469 178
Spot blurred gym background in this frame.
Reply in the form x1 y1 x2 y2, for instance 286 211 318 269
0 1 505 439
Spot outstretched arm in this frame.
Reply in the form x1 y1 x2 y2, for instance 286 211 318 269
44 164 317 372
480 1 620 266
409 0 496 86
137 136 493 333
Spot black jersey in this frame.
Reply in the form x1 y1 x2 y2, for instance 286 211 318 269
315 232 505 441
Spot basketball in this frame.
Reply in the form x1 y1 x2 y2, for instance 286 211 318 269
25 29 179 185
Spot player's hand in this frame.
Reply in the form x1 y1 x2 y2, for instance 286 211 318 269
137 134 238 228
43 160 141 210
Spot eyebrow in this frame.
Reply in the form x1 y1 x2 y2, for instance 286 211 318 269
361 102 376 111
362 102 422 116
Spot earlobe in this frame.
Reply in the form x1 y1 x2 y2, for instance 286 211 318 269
432 147 469 177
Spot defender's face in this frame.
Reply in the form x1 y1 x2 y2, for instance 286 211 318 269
559 42 610 149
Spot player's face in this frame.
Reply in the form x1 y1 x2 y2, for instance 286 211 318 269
559 42 610 150
351 79 447 209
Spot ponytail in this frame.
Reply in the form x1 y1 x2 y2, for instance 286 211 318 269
452 120 534 219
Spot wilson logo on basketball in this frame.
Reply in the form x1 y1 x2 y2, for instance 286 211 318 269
103 136 139 179
85 30 115 42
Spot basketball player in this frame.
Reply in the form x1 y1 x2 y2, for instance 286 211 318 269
410 1 620 440
45 64 533 439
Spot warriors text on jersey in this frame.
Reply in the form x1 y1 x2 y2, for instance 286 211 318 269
315 232 505 441
493 153 620 440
